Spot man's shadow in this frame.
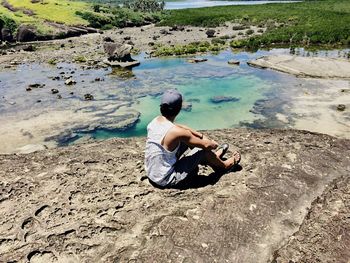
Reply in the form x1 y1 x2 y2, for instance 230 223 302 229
147 164 242 190
173 165 242 190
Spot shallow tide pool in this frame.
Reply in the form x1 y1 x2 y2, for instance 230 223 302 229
1 48 348 149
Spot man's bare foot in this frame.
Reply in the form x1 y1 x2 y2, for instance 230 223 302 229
215 143 229 159
223 151 241 170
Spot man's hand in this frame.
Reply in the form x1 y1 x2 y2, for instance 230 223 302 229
206 139 218 150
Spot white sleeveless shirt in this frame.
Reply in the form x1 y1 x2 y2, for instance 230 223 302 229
145 117 180 186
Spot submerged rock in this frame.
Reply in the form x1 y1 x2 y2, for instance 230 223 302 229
182 102 192 112
210 96 240 103
228 59 240 65
187 58 208 63
109 67 135 79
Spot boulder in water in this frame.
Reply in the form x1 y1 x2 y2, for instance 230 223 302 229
103 42 140 68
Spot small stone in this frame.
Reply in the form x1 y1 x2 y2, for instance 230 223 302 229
57 94 62 99
28 83 45 89
23 45 35 52
65 78 76 85
159 29 168 35
187 58 207 63
103 36 114 42
84 94 94 101
51 89 59 94
206 29 215 38
228 59 240 65
337 104 346 111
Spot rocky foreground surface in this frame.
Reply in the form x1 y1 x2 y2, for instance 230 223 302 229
0 129 349 263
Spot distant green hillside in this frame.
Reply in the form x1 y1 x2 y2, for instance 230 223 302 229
0 0 162 37
0 0 92 35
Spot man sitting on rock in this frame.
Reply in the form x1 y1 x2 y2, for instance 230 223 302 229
145 89 241 188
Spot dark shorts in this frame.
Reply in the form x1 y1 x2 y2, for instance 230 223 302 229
168 145 205 186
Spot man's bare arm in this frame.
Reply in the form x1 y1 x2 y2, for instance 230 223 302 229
175 123 204 139
179 129 218 150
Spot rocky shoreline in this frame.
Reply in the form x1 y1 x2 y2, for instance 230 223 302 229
0 128 349 262
0 22 262 66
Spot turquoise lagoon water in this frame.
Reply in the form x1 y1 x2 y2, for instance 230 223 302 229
84 48 350 141
85 50 288 140
2 48 347 144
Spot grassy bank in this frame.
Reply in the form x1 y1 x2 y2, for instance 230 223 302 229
0 0 162 36
160 0 350 48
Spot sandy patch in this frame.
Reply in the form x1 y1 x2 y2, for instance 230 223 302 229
290 79 350 139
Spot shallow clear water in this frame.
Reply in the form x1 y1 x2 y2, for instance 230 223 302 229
165 0 300 10
82 50 286 140
1 48 348 145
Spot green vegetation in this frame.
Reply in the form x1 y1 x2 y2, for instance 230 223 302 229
154 41 225 56
161 0 350 49
0 0 164 37
6 0 89 25
123 0 165 12
76 7 162 28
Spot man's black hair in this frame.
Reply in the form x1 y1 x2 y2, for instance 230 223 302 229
160 103 182 118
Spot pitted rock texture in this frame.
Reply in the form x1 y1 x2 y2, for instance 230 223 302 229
0 129 349 263
272 175 350 263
